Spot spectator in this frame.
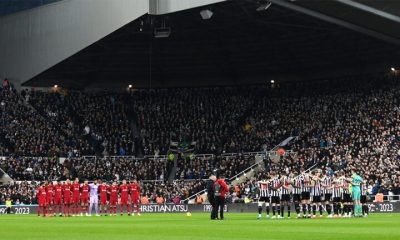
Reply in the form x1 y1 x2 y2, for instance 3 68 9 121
156 195 164 204
141 195 149 204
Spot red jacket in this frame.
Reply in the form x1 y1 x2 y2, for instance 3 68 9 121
214 179 229 198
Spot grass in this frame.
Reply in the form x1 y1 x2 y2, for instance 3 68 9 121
0 213 399 240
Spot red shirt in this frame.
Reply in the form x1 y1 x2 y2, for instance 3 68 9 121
214 179 229 198
45 185 54 199
54 184 63 199
109 186 118 199
63 184 72 199
72 183 81 198
37 187 47 201
129 183 140 197
119 184 129 199
99 185 108 199
81 184 90 199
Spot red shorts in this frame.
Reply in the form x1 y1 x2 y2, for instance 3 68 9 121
81 197 89 204
100 197 107 205
64 198 71 205
120 198 128 205
72 196 80 204
110 198 117 205
39 200 46 207
131 197 139 204
46 198 53 205
54 198 62 205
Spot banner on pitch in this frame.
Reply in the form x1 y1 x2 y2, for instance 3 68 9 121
0 203 398 214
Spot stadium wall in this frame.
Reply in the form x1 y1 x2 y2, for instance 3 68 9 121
0 0 149 90
149 0 225 15
0 203 398 215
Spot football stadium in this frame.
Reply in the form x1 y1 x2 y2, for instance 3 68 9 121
1 0 400 239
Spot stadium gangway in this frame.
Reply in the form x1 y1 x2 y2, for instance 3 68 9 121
82 153 215 161
82 155 146 161
82 152 285 161
182 154 319 203
140 179 208 183
181 139 297 202
220 152 265 157
82 151 300 162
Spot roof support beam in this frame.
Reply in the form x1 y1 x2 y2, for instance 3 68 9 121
269 0 400 45
336 0 400 24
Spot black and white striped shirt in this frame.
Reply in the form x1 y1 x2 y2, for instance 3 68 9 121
342 181 350 194
300 173 311 193
360 182 367 196
270 177 281 197
280 176 291 195
292 176 302 195
311 178 322 196
322 176 333 194
258 182 270 197
332 178 343 198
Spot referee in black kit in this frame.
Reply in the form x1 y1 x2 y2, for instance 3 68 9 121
207 174 217 219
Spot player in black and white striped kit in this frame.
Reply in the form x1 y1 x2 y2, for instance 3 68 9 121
270 172 282 219
341 171 352 218
311 171 323 218
291 171 303 219
321 170 333 218
360 180 368 217
332 173 343 217
300 168 312 218
280 172 291 219
257 176 271 219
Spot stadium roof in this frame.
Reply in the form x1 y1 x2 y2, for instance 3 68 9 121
24 0 400 89
0 0 61 17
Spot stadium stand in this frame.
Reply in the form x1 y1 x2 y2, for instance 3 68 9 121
0 74 400 203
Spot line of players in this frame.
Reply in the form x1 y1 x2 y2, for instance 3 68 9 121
36 178 141 217
256 168 369 219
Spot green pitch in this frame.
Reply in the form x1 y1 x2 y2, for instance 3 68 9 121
1 213 400 240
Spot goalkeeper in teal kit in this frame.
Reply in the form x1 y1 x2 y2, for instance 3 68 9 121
346 169 363 217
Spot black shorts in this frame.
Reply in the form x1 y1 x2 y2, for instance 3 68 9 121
301 192 310 201
312 196 321 202
324 194 332 202
281 194 290 202
271 196 280 204
361 195 367 204
342 193 351 203
293 194 301 202
259 196 270 203
333 197 341 203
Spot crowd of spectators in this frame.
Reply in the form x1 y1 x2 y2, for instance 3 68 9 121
0 156 164 181
1 153 256 182
0 153 256 204
28 91 136 156
229 73 400 201
0 88 77 157
0 180 205 205
0 181 36 205
1 74 400 204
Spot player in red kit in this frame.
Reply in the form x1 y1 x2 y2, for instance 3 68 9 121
99 181 109 216
45 181 54 217
81 179 90 216
36 182 47 217
109 182 118 216
63 179 72 217
119 180 129 215
72 178 81 216
53 181 63 216
129 180 141 216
